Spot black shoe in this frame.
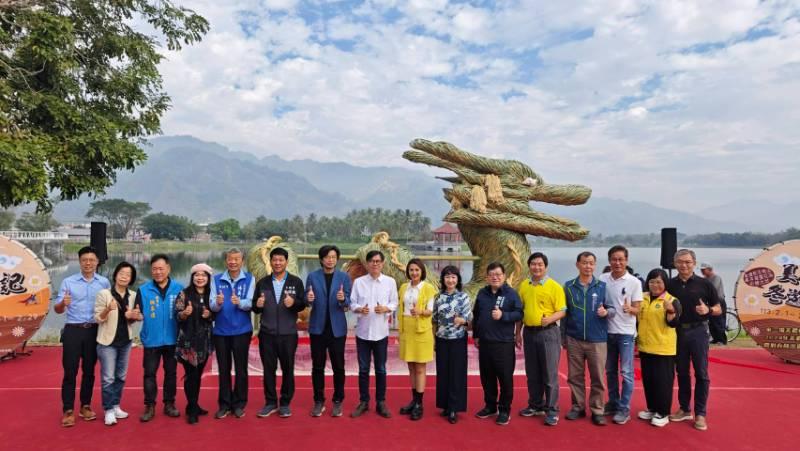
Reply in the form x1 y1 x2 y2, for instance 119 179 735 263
448 411 458 424
592 414 607 426
565 408 586 420
376 401 391 418
410 404 423 421
496 411 510 426
351 402 369 418
440 409 450 417
214 408 230 419
163 403 180 418
198 407 209 416
139 405 155 423
399 400 416 415
187 414 198 425
233 407 246 418
475 406 498 419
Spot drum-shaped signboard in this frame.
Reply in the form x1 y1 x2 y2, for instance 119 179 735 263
0 235 51 355
735 240 800 363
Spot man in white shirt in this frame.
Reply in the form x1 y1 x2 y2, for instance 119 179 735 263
598 245 643 425
349 250 398 419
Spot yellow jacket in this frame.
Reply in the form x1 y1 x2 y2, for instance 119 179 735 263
397 281 437 334
637 291 682 356
94 288 138 346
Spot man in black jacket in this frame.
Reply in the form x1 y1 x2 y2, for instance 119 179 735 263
252 248 307 419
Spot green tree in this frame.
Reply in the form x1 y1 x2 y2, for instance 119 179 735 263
0 209 13 229
86 198 151 239
140 212 196 240
207 218 242 241
15 211 59 231
0 1 208 211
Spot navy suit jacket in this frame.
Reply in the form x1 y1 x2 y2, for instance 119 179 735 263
305 269 352 337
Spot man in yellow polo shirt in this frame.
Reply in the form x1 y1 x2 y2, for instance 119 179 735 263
515 252 566 426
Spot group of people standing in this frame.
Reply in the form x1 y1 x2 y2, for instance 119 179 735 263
55 243 723 432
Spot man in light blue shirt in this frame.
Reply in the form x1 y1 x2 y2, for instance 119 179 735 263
54 246 110 427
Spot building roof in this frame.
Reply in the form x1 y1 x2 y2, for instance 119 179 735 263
432 223 460 234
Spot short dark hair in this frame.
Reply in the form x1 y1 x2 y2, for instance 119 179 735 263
150 253 170 265
576 251 596 263
645 268 669 288
486 261 505 274
440 265 462 292
270 247 289 260
318 245 341 262
527 252 548 267
608 245 628 259
366 250 384 262
78 246 98 259
112 261 137 286
405 258 427 281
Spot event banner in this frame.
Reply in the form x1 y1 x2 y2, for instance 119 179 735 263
736 240 800 363
0 235 51 355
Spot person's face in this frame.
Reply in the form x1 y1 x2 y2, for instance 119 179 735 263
226 252 243 273
407 263 422 283
271 255 287 275
79 252 99 275
151 259 170 284
576 255 596 278
193 271 208 288
701 268 712 278
609 251 628 276
675 253 696 278
115 267 132 288
367 255 384 276
443 273 459 291
529 258 547 280
321 250 338 271
648 277 665 296
487 267 505 289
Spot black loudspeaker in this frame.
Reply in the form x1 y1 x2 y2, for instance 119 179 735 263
90 221 108 265
660 228 677 270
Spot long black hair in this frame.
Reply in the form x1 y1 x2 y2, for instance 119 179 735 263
186 271 212 305
644 268 669 295
439 265 463 292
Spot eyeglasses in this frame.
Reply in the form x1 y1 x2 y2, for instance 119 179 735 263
368 259 383 264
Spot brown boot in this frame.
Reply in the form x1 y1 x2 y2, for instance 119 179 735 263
140 404 155 422
79 405 96 421
62 410 75 428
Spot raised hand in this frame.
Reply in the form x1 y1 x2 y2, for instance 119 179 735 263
216 289 224 305
597 304 608 318
108 299 118 311
231 292 240 306
336 284 345 302
622 298 631 314
307 286 315 303
201 306 210 319
183 301 193 316
665 298 676 314
62 289 72 307
491 306 502 320
256 292 266 308
695 298 709 315
283 293 295 308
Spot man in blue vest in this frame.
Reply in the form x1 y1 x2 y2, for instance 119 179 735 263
210 248 255 419
135 254 184 422
305 245 352 418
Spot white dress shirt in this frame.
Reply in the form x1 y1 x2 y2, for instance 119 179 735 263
350 273 398 341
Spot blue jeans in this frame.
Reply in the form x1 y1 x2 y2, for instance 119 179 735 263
356 337 388 402
605 333 634 414
97 342 132 411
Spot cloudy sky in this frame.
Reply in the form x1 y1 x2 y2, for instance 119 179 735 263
156 0 800 213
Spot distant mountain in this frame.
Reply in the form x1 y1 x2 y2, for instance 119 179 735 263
700 200 800 233
44 136 751 236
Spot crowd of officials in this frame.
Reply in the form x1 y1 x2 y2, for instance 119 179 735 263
55 244 723 432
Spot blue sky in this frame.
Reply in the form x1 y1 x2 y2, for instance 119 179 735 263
157 0 800 213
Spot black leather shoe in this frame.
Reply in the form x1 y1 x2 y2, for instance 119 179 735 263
351 402 369 418
440 409 450 417
187 414 198 425
163 403 180 418
376 401 391 418
139 405 155 423
410 404 423 421
198 407 209 416
448 411 458 424
592 414 607 426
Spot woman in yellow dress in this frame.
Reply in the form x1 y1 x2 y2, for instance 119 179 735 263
398 258 437 420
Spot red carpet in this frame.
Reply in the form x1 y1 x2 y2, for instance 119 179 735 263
0 345 797 450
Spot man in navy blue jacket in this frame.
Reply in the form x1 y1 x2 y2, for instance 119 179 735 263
473 262 523 426
305 245 352 418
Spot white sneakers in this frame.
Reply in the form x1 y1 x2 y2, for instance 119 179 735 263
637 410 654 420
104 410 117 426
113 405 129 419
651 414 669 427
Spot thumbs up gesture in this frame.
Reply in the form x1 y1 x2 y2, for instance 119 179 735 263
108 299 118 311
307 286 315 303
256 291 266 308
622 298 631 314
215 289 224 305
695 298 709 315
283 293 295 308
597 304 608 318
491 305 502 320
336 284 345 302
231 292 240 306
62 288 72 307
664 298 676 314
183 301 193 316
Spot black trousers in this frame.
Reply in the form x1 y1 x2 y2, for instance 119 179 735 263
61 325 98 412
258 332 298 406
435 336 468 412
214 332 250 410
478 341 515 412
143 345 177 406
523 325 561 415
639 352 675 416
310 331 346 404
181 358 208 415
709 301 728 344
356 337 388 402
677 325 711 416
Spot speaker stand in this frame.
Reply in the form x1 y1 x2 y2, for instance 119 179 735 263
1 341 33 362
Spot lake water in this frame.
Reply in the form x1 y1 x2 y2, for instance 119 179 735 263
33 247 760 341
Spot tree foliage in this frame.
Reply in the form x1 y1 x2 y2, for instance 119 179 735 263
207 218 241 241
0 0 208 211
140 212 196 240
15 210 59 231
86 198 150 239
0 209 14 229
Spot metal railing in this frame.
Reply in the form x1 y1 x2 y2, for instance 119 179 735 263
0 231 69 240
